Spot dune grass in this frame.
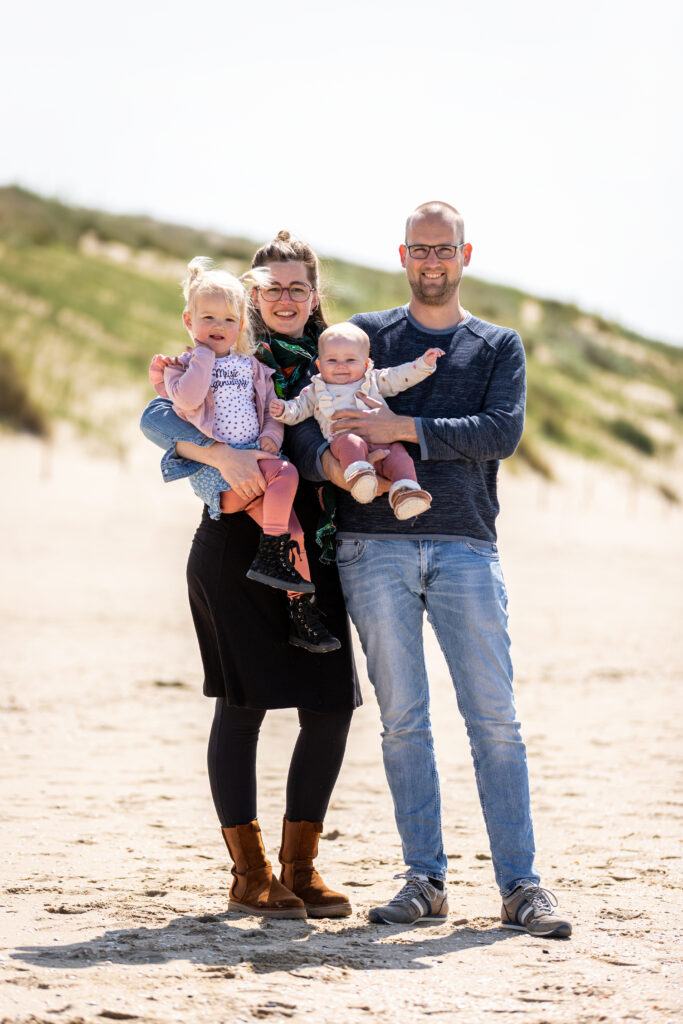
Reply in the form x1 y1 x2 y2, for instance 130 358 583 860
1 186 682 489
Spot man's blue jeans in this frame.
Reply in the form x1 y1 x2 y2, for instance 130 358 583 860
336 535 539 896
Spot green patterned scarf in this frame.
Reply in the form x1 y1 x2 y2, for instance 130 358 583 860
256 328 337 563
256 331 320 399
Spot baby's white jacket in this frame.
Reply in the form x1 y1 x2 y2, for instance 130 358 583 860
273 356 436 442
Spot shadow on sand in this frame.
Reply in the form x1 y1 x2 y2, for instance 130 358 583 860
12 913 522 975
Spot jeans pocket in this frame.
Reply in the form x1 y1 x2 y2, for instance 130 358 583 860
465 540 499 559
336 538 367 567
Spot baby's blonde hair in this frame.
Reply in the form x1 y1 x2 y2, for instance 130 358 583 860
182 257 270 356
318 321 370 358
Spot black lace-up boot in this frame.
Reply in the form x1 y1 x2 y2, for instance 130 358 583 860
288 595 341 654
246 533 315 594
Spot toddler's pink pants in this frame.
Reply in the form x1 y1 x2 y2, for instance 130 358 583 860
219 458 310 582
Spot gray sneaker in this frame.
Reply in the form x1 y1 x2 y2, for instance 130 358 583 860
501 884 572 938
368 874 448 925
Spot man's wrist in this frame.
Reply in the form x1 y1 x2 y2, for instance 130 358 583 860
395 416 419 443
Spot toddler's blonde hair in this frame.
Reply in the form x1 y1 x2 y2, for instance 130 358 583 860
182 257 270 356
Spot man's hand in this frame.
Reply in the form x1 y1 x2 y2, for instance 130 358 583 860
422 347 445 366
321 447 392 494
269 398 285 417
259 436 279 455
330 396 418 445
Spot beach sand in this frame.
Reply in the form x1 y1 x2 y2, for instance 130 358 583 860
1 433 681 1023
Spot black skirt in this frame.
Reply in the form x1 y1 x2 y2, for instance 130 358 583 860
186 479 361 711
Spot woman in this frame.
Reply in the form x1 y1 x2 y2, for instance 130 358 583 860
140 231 360 919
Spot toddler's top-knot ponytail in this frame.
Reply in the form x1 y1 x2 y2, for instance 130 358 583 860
182 256 214 304
276 230 291 243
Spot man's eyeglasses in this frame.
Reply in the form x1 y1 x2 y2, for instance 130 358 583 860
257 283 314 302
405 243 464 260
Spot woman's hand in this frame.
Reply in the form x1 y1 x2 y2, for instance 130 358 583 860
175 441 277 501
269 398 285 417
212 446 278 501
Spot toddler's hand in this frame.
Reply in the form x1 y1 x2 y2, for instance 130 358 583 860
423 348 445 367
269 399 285 417
150 353 180 372
259 437 279 455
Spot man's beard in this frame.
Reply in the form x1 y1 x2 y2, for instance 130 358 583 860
411 274 459 306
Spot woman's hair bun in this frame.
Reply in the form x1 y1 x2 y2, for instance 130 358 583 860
276 230 291 243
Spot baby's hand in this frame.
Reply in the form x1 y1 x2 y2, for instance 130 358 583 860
269 398 285 417
422 348 446 367
259 436 279 455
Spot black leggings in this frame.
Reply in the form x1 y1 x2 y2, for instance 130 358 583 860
207 699 353 827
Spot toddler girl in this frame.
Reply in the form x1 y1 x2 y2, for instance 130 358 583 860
149 257 340 653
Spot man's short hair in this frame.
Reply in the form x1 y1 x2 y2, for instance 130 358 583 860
405 201 465 244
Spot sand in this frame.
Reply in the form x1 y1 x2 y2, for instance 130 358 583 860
1 433 681 1024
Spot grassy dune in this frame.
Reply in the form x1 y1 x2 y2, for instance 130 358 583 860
1 186 682 492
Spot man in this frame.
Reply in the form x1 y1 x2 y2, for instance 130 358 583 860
289 202 571 938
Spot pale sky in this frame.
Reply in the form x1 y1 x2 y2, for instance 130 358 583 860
2 0 681 344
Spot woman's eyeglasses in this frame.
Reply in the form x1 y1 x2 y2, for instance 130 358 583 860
405 244 464 260
258 283 313 302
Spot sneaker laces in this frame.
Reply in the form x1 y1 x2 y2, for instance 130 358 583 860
520 885 558 914
386 872 438 908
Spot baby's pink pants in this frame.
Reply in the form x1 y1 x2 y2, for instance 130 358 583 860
330 434 418 485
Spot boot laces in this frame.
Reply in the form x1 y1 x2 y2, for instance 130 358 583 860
387 873 438 908
283 537 301 565
261 534 300 579
292 596 328 640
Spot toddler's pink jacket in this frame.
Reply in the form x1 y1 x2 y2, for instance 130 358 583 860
149 346 284 449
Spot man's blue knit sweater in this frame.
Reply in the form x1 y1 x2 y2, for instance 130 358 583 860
285 306 526 543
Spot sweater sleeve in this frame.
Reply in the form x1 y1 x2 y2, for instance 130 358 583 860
163 346 215 410
415 332 526 462
376 355 435 398
274 385 317 426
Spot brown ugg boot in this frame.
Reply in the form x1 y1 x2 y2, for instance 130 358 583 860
278 818 351 918
221 820 306 918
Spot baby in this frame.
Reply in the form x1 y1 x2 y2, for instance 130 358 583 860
269 322 443 519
